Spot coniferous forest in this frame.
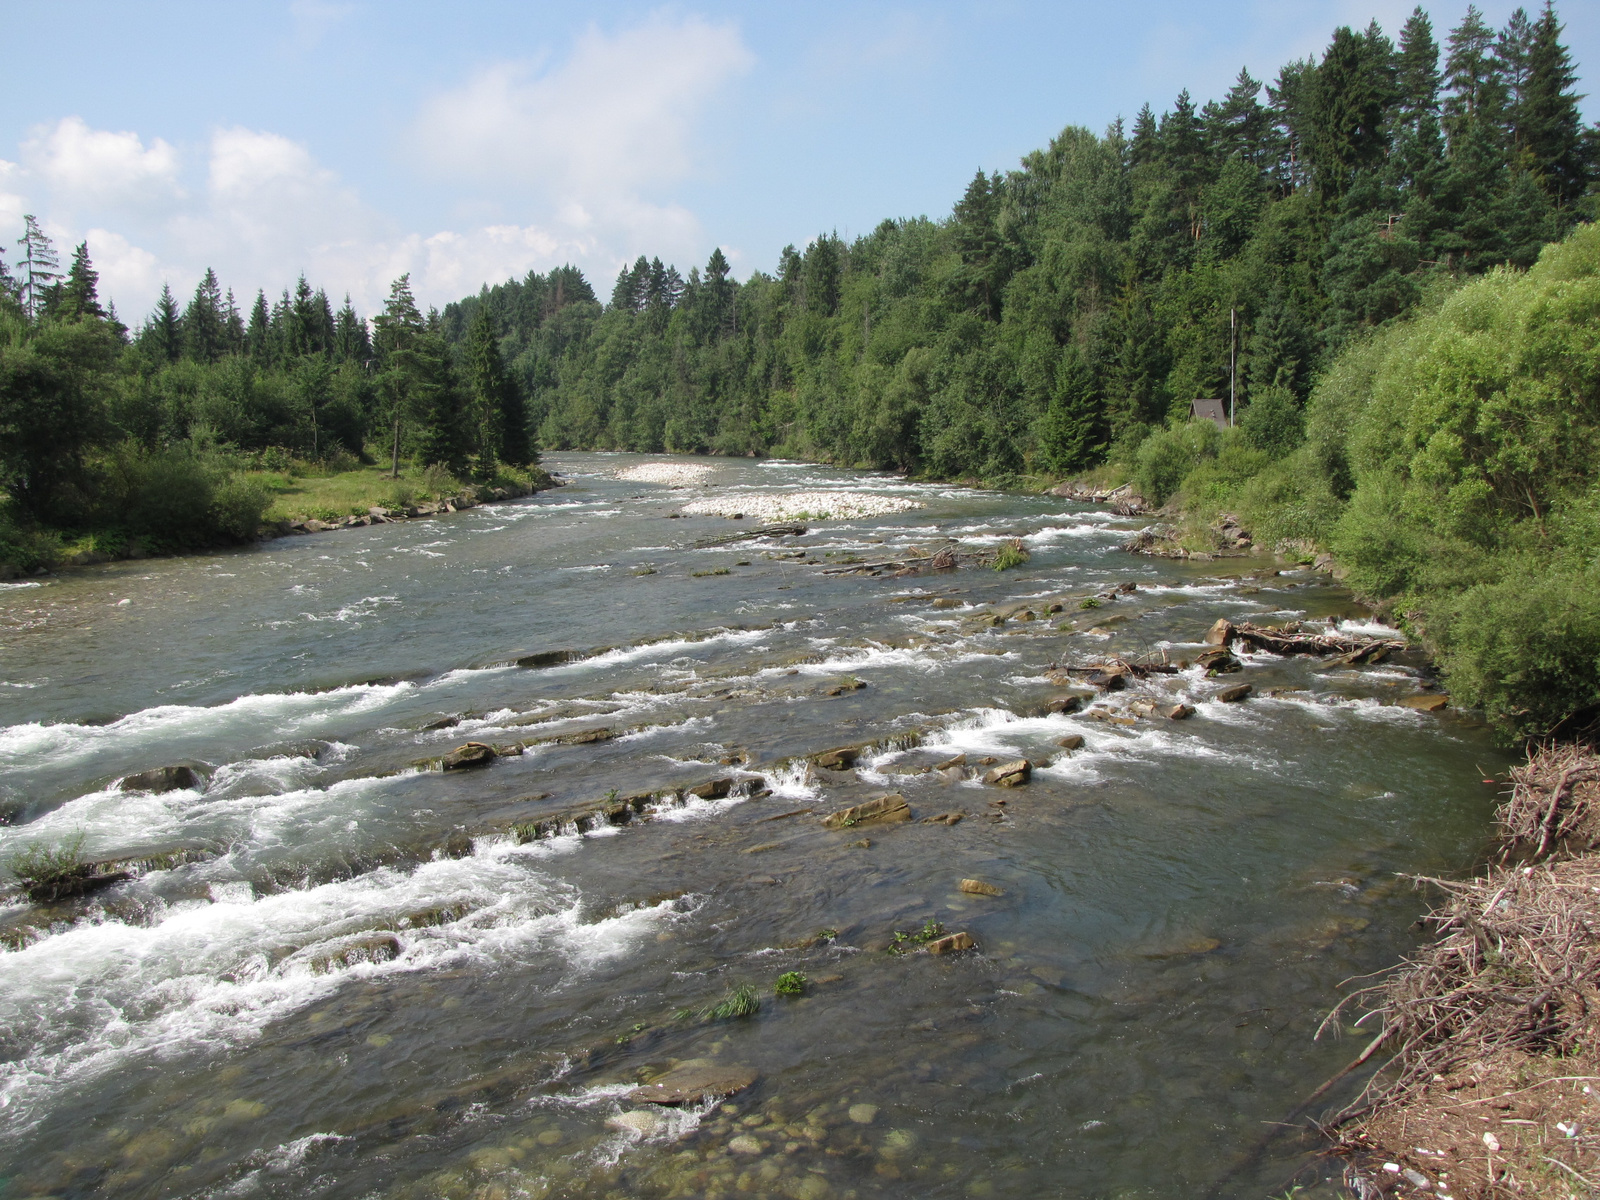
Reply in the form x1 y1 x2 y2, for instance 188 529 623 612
4 4 1600 733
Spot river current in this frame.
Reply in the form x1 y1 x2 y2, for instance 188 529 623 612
0 453 1504 1200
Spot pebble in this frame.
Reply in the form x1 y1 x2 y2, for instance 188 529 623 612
727 1134 764 1155
681 491 924 522
848 1103 879 1125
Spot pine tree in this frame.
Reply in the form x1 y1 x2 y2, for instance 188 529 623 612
16 215 61 322
223 289 245 355
184 268 227 362
1209 69 1272 168
147 283 184 363
1396 7 1442 128
1129 104 1160 167
373 274 423 356
334 295 370 363
58 242 105 321
1304 24 1397 200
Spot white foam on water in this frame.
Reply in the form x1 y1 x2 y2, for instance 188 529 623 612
781 642 1012 677
0 581 42 590
1337 618 1405 639
760 760 821 800
619 716 716 743
0 852 685 1141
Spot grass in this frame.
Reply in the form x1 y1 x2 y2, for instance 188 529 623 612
9 833 97 903
691 567 732 578
991 539 1030 571
254 459 553 524
775 971 807 997
703 983 761 1020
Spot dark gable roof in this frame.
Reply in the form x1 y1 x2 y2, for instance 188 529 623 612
1190 398 1228 425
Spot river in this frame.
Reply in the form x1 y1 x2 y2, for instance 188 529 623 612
0 453 1504 1200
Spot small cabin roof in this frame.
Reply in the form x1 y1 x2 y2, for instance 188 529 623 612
1190 398 1228 428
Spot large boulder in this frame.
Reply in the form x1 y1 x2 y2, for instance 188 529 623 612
981 759 1031 787
925 931 976 954
119 765 202 794
821 794 911 829
441 743 495 771
1215 683 1254 703
1203 618 1235 647
1397 693 1449 712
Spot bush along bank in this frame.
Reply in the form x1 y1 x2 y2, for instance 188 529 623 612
1080 222 1600 747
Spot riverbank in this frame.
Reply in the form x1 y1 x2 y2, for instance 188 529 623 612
1330 745 1600 1199
0 460 559 578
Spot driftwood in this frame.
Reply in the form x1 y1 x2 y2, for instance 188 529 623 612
691 522 808 549
817 548 988 576
1208 618 1404 660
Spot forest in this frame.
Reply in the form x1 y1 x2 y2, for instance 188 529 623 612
2 3 1598 734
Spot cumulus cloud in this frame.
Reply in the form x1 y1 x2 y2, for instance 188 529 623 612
0 14 755 319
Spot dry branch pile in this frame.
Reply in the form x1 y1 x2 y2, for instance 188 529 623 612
1332 746 1600 1198
1208 617 1405 660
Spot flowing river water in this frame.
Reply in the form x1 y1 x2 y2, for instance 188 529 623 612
0 453 1506 1200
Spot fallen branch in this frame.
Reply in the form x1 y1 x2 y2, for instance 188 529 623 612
691 522 808 548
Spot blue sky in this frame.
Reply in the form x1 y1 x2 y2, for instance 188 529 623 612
4 1 1595 320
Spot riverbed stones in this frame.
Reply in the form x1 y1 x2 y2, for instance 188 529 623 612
440 742 495 770
925 931 976 954
1195 648 1242 674
848 1103 879 1124
606 1109 667 1138
514 649 574 669
981 759 1031 787
959 879 1004 897
119 765 202 793
1215 683 1254 703
687 778 732 800
821 794 911 829
922 812 963 825
627 1065 757 1106
811 745 862 770
308 933 401 973
1397 693 1449 712
1056 734 1085 750
1167 703 1196 720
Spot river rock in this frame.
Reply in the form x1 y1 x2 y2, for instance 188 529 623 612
822 794 911 829
308 933 401 973
1056 734 1085 750
627 1064 758 1106
1397 693 1449 712
925 931 976 954
1045 695 1084 714
849 1103 880 1124
1167 703 1196 720
606 1109 667 1138
1195 648 1241 674
981 759 1031 787
1215 684 1253 703
514 649 574 669
1084 669 1127 691
933 754 966 770
1203 618 1234 646
921 812 963 825
441 742 495 771
959 879 1004 897
931 597 961 609
811 745 862 770
119 765 202 793
727 1134 764 1155
687 778 732 800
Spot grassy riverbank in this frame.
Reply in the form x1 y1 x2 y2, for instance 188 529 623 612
0 457 556 577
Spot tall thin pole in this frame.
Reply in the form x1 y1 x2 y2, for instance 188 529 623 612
1229 307 1237 427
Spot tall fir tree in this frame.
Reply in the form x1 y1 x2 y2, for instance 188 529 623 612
58 242 105 321
465 305 532 469
184 269 227 363
147 284 184 363
246 290 272 363
1514 2 1590 203
15 215 61 322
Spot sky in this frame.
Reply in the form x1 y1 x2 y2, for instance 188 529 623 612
4 1 1596 323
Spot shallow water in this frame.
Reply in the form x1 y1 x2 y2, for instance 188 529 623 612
0 454 1507 1200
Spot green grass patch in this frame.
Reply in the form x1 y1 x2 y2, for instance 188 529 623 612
703 983 761 1020
774 971 807 997
9 833 96 903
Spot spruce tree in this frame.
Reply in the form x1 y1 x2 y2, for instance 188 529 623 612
1514 2 1589 203
246 290 272 363
147 284 184 363
1396 7 1442 128
184 269 227 362
1443 6 1505 151
466 305 532 468
15 215 61 322
1037 348 1103 473
223 289 245 354
58 242 105 321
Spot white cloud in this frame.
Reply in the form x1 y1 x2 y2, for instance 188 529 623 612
22 117 179 211
0 15 754 319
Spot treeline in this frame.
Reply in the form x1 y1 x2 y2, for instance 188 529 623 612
0 225 536 566
442 3 1596 484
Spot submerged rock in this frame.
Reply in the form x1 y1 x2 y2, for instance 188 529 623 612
514 649 574 669
627 1065 757 1106
1397 693 1449 712
959 879 1004 897
308 933 401 973
1167 703 1196 720
921 812 964 825
606 1109 668 1138
1215 683 1253 703
822 794 911 829
1056 734 1086 750
119 765 202 794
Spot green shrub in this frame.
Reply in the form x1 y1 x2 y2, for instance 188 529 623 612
1238 387 1305 456
210 473 270 540
991 539 1030 571
9 833 95 903
775 971 807 997
1135 421 1220 507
